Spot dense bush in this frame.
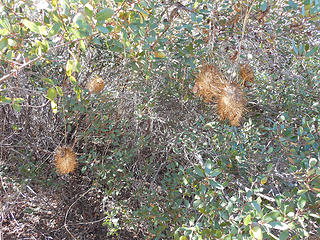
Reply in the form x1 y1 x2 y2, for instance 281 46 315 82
0 0 319 239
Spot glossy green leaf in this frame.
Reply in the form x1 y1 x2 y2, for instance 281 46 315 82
14 98 24 104
50 100 57 114
305 47 318 57
301 5 305 16
48 23 61 37
250 224 263 240
73 13 86 26
279 230 289 240
297 196 307 209
194 166 205 177
96 8 114 21
22 19 40 33
263 210 280 223
56 86 63 96
270 221 289 230
66 60 73 76
309 158 317 168
97 26 110 34
85 3 93 18
47 88 57 100
204 161 212 175
288 0 298 9
70 76 77 85
292 40 298 55
0 37 8 51
244 214 251 226
210 168 222 177
298 44 304 55
43 78 54 85
252 200 262 213
12 102 21 112
0 96 11 103
261 2 268 11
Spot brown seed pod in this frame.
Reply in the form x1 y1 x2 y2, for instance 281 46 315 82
216 82 246 126
87 75 105 93
55 146 77 174
240 63 254 86
193 64 228 103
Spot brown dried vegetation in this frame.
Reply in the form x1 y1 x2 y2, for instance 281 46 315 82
55 146 77 174
87 75 105 93
216 82 246 126
240 63 255 86
194 64 246 126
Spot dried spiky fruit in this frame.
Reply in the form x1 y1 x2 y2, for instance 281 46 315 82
55 146 77 174
216 82 246 126
193 64 227 103
87 75 105 93
240 64 254 86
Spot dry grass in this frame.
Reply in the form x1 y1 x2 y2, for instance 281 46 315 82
240 63 254 86
87 75 105 93
55 146 77 174
193 64 247 126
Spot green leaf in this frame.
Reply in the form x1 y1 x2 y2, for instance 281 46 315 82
252 200 262 214
297 196 307 209
12 102 22 112
305 47 318 57
270 221 289 231
309 158 317 168
14 98 24 104
96 8 114 21
50 100 57 114
194 166 205 178
279 230 289 240
97 26 110 34
56 86 63 96
204 161 212 175
210 168 221 177
70 76 77 85
43 78 54 85
267 146 273 154
288 0 298 9
179 236 188 240
310 213 320 219
0 96 11 103
209 179 224 190
292 40 298 55
0 37 8 51
193 199 202 208
263 210 280 223
80 40 86 51
260 176 268 184
250 224 263 240
48 23 61 37
244 214 252 226
47 88 57 100
301 5 305 16
298 126 304 136
298 43 304 55
66 60 73 76
85 3 93 18
261 2 268 11
73 13 86 26
22 19 40 33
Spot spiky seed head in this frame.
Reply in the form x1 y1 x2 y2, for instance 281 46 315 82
55 146 77 174
194 64 228 102
87 75 105 93
240 64 254 86
216 82 246 126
